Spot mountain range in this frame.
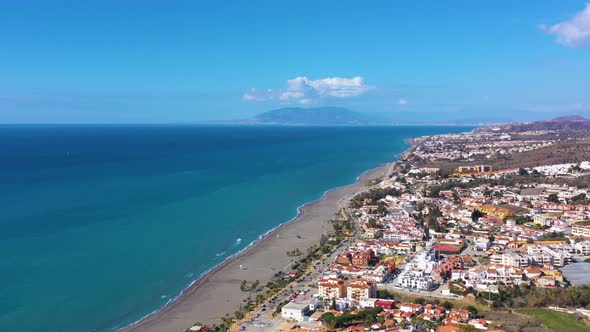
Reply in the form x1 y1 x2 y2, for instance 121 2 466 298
238 106 590 126
250 107 374 125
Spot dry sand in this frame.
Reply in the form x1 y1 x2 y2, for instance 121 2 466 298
122 163 392 332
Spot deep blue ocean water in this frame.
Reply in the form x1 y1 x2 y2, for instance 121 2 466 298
0 125 469 332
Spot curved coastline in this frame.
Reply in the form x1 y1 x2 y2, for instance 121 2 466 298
120 195 324 331
120 161 393 332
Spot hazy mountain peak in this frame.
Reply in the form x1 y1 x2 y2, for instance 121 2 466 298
252 107 372 125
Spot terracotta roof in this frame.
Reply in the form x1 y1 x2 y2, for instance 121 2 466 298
436 325 461 332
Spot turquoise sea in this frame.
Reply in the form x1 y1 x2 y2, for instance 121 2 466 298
0 125 469 332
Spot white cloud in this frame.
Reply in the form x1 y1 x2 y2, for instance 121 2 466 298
243 76 373 104
541 3 590 47
279 91 305 100
398 99 408 105
242 89 268 101
242 93 262 101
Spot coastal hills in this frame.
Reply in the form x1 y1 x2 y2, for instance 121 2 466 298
245 107 495 126
250 107 374 125
493 115 590 132
242 107 590 126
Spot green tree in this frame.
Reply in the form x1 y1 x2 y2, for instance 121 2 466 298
471 209 485 222
320 312 336 328
571 193 587 204
255 293 264 305
548 193 559 203
441 301 454 310
376 289 395 299
510 215 530 225
220 314 234 327
466 305 478 317
320 233 328 246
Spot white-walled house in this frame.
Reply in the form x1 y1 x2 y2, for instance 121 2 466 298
281 302 309 322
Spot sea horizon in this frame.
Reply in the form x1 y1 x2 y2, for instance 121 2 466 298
0 125 470 332
0 123 482 127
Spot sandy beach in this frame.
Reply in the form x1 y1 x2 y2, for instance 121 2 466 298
122 162 393 332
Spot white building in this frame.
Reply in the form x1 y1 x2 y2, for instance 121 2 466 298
490 253 528 268
474 237 491 251
534 214 557 227
399 270 435 291
572 223 590 238
574 241 590 255
359 298 377 308
469 319 490 330
281 302 309 322
334 298 354 311
527 245 572 267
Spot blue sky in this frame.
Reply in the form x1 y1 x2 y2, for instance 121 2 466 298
1 0 590 123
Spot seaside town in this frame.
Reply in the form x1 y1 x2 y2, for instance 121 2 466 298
190 117 590 332
8 2 590 332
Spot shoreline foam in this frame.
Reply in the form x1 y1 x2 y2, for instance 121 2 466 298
120 162 392 332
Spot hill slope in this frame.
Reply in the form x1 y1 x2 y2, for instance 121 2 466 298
501 115 590 132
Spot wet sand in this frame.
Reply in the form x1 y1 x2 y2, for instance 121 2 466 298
122 163 392 332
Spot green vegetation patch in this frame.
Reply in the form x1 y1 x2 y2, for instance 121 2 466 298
517 309 590 332
320 307 383 328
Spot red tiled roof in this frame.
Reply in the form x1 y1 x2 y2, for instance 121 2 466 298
433 244 461 253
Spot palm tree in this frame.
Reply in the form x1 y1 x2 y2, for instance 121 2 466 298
220 314 234 327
